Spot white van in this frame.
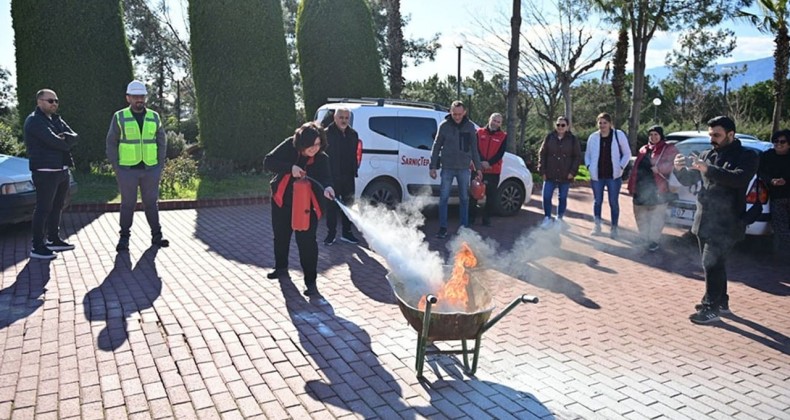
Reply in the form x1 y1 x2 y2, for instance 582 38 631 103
315 98 532 216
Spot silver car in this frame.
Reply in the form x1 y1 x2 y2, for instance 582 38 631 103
666 137 772 236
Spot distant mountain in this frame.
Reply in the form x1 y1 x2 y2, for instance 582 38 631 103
579 56 774 90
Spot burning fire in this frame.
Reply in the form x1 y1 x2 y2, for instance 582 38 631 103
419 242 477 312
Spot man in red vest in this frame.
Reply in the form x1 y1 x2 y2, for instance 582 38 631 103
470 113 507 226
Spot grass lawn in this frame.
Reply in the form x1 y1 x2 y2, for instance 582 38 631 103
72 171 270 204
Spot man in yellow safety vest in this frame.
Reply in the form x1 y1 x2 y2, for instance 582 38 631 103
105 80 169 252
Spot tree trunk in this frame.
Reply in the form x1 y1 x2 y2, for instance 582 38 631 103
561 72 572 126
506 0 521 154
385 0 404 98
628 35 648 154
612 26 628 128
771 26 789 133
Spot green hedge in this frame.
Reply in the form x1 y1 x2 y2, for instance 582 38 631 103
12 0 133 171
297 0 385 118
188 0 296 168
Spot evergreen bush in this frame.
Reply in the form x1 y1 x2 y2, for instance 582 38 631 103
297 0 385 118
11 0 134 170
188 0 296 168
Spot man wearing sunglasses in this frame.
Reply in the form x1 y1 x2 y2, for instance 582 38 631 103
758 129 790 257
105 80 169 252
23 89 78 260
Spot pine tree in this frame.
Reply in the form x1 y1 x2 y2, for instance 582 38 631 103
12 0 134 169
188 0 296 167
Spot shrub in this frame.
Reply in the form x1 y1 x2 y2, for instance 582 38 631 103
0 120 24 156
188 0 296 168
297 0 385 118
12 0 134 170
160 156 198 198
165 131 186 159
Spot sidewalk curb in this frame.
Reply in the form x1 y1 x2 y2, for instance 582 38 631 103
65 196 270 213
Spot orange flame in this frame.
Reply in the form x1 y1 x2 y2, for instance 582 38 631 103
419 242 477 311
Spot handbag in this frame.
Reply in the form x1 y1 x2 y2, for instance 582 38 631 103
741 179 763 225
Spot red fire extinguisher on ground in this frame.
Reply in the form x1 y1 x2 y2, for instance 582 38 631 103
292 178 313 231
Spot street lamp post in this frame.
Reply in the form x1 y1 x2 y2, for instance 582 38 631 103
454 36 464 99
652 97 662 123
465 87 475 120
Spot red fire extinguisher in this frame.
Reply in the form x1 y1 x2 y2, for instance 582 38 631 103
292 178 313 231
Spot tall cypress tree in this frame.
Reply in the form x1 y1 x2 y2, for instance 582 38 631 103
12 0 134 170
297 0 386 118
188 0 296 167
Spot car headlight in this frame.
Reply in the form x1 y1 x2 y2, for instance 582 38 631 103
0 180 36 195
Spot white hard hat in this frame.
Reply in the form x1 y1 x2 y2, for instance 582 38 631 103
126 80 147 95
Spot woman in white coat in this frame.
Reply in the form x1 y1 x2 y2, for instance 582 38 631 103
584 112 632 238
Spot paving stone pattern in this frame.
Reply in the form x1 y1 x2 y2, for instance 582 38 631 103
1 188 788 419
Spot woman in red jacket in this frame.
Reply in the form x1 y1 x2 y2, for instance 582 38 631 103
627 125 678 251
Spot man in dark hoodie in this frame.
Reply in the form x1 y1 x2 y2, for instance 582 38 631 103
673 116 758 325
429 101 482 239
23 89 78 260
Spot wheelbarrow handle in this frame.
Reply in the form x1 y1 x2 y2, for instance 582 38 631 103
520 295 539 304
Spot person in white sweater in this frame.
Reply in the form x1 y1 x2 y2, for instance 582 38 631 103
584 112 632 238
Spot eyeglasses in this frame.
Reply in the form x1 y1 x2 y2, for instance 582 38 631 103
773 139 788 145
556 123 566 127
40 98 59 104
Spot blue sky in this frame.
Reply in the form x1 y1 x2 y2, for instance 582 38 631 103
0 0 775 87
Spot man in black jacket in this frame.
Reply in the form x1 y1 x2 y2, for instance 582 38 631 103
673 116 758 324
23 89 78 260
323 108 361 245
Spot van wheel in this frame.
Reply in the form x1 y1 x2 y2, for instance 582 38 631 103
493 179 525 216
362 180 401 207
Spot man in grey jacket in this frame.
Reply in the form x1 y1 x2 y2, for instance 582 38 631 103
429 101 482 239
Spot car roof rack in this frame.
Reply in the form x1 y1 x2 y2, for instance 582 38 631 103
326 97 448 112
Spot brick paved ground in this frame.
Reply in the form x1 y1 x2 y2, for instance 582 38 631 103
1 187 788 419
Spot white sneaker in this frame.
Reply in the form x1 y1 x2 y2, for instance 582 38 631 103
540 217 553 229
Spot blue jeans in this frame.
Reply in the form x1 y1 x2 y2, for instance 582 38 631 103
590 178 622 226
439 168 470 229
542 180 571 218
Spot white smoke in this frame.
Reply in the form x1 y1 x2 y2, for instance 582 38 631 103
336 197 445 291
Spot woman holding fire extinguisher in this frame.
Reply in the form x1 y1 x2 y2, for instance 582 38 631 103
264 122 335 296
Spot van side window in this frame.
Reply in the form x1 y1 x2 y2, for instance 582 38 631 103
369 116 437 151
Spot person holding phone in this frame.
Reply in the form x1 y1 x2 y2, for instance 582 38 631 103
673 116 758 325
758 129 790 257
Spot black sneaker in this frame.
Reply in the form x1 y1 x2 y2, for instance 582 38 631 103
323 232 336 246
266 269 288 279
303 286 320 296
46 238 75 251
695 302 731 314
610 226 619 239
30 246 57 260
436 228 448 239
340 231 359 244
648 242 660 252
151 234 170 247
116 237 130 252
689 308 721 324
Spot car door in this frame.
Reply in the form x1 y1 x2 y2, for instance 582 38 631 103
394 110 441 198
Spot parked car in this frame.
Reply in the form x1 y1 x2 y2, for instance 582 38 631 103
315 98 533 216
666 137 772 236
0 154 78 226
666 130 761 142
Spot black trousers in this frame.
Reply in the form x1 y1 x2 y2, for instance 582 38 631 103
469 173 500 222
697 236 735 309
31 170 70 248
325 177 355 234
271 202 318 287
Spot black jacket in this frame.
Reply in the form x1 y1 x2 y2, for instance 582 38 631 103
264 137 333 208
23 107 78 170
325 123 360 180
674 139 758 241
